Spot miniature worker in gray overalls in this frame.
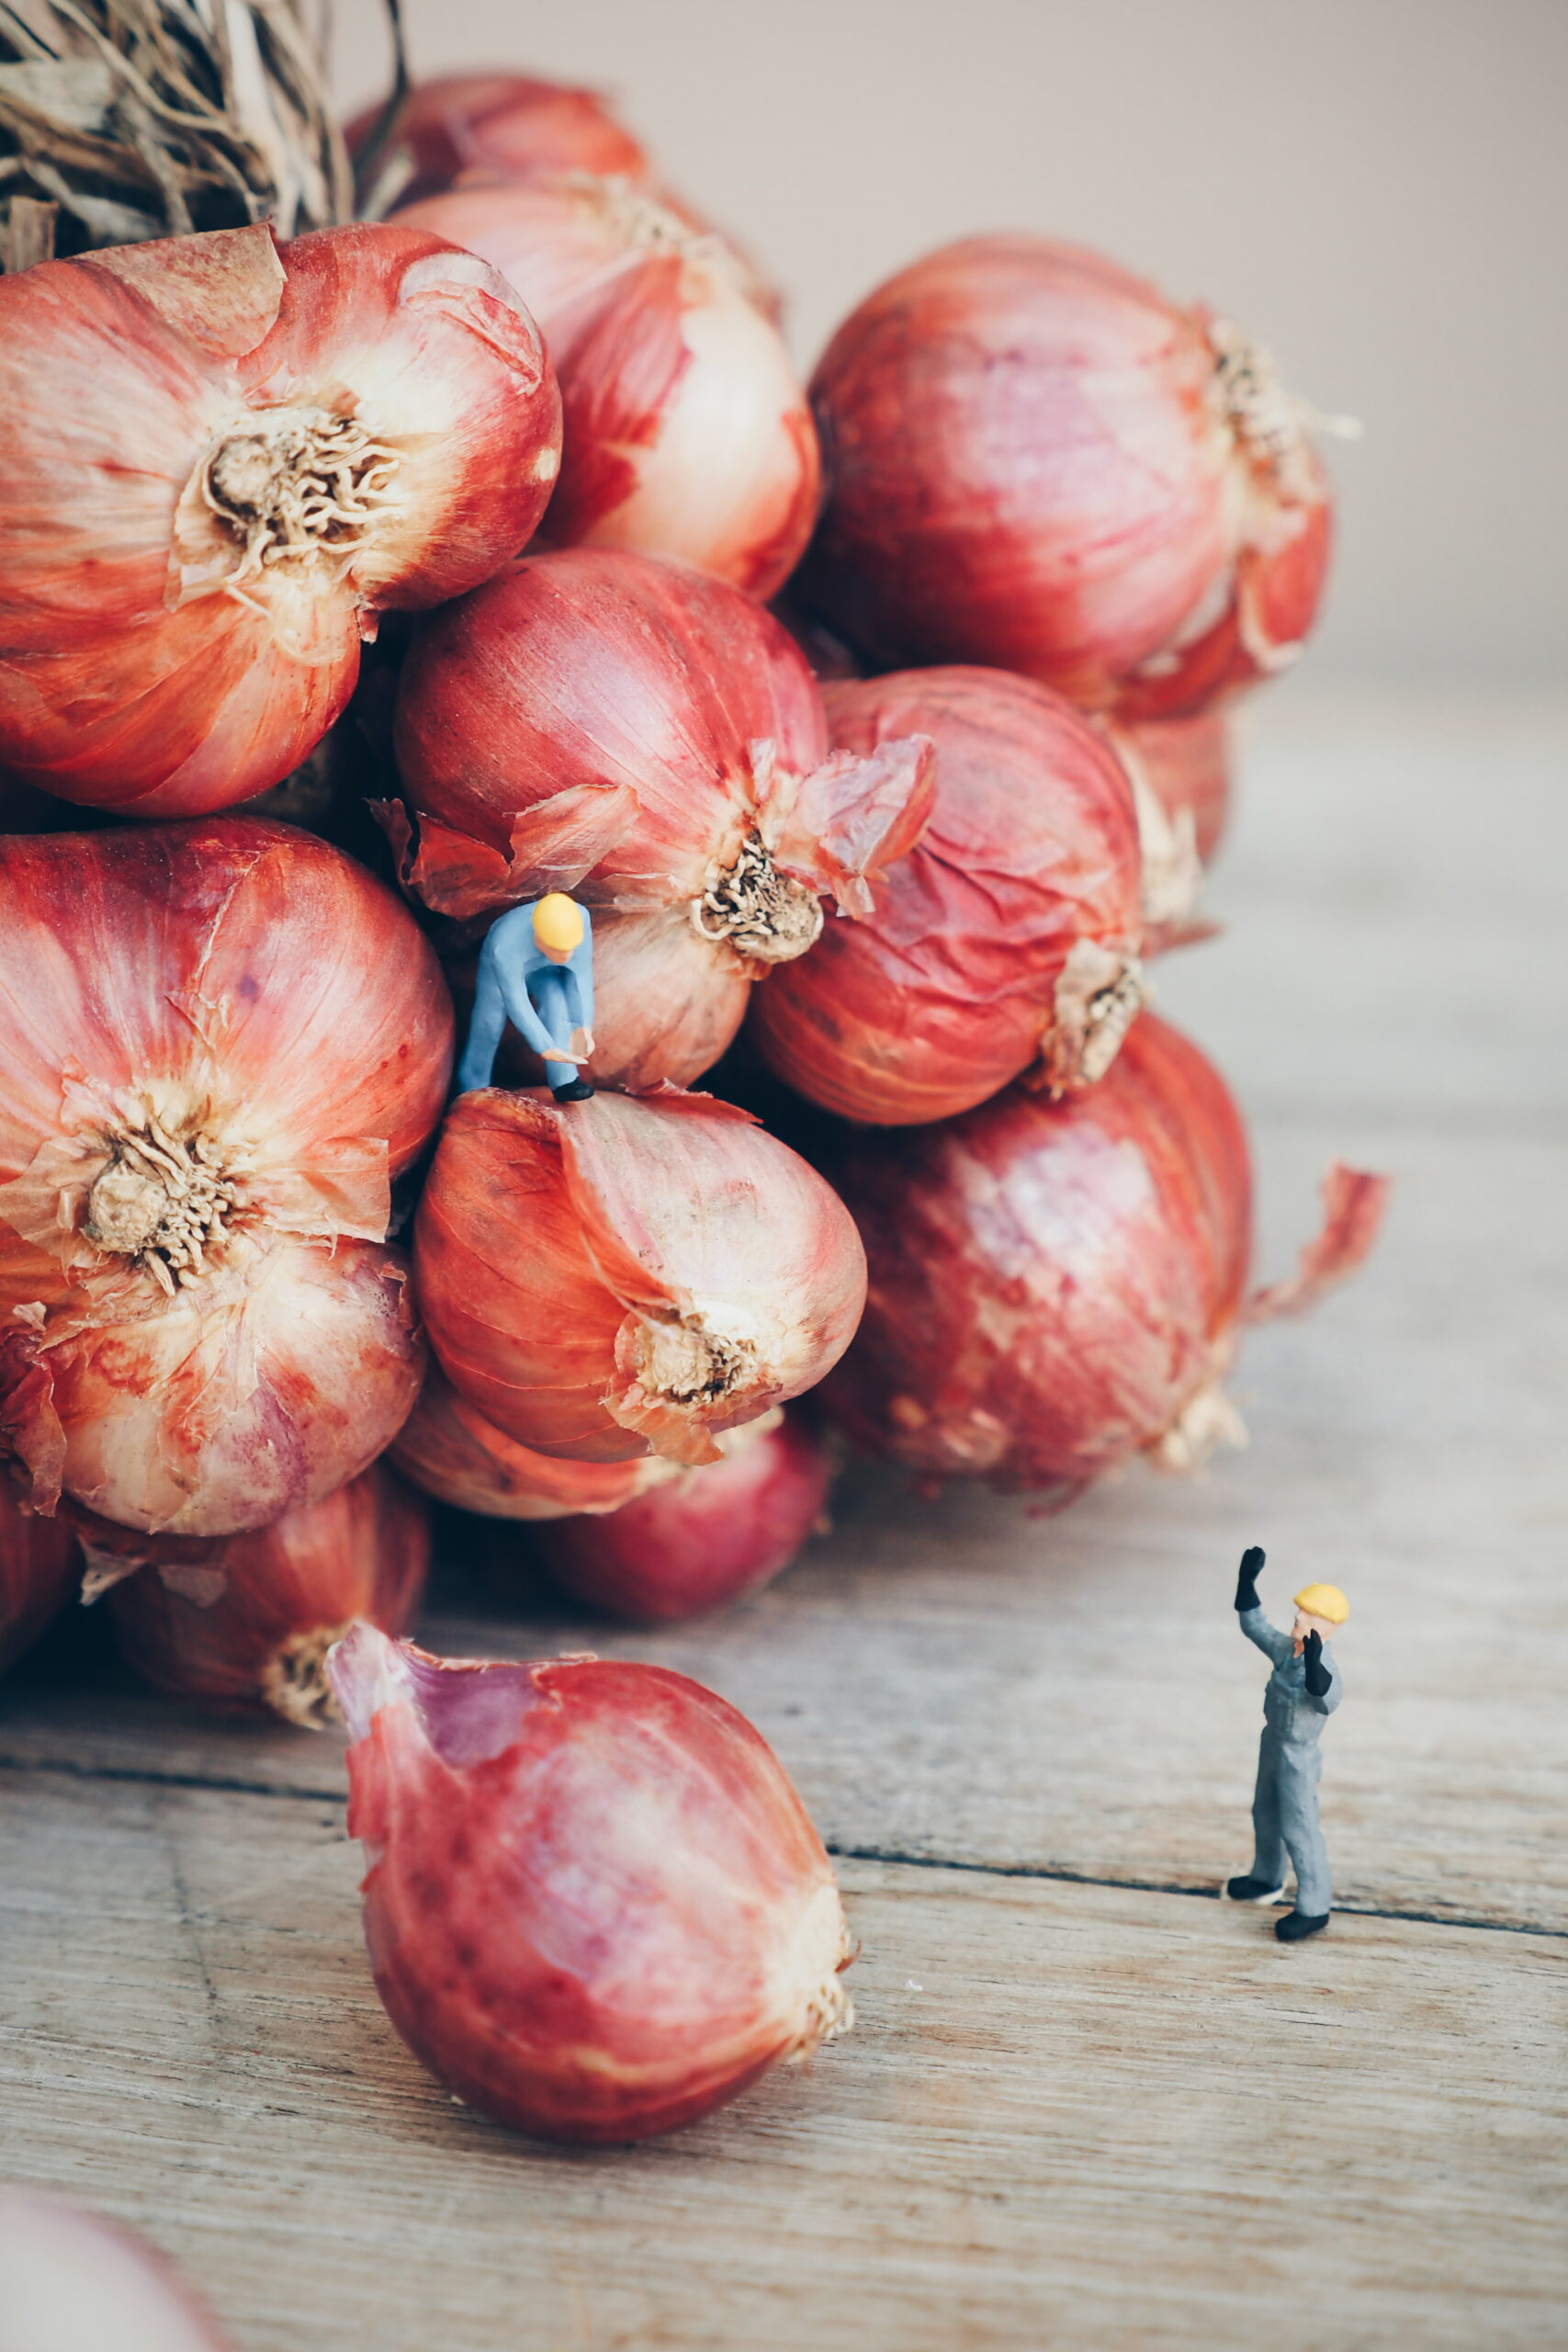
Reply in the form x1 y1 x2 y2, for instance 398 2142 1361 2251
457 892 596 1102
1225 1546 1348 1943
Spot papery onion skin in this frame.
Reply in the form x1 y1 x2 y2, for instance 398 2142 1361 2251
0 1473 79 1673
821 1013 1254 1494
330 1624 853 2143
536 1409 830 1623
0 2191 234 2352
0 220 561 816
392 177 814 598
750 667 1145 1123
413 1087 866 1468
389 548 932 1089
348 74 651 206
391 1360 681 1520
798 236 1331 720
0 818 447 1533
87 1460 428 1725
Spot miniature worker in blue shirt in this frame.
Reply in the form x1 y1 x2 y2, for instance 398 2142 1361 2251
1224 1546 1348 1943
457 892 596 1102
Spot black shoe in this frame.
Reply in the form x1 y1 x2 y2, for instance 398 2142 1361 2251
1225 1875 1286 1904
549 1080 594 1103
1275 1910 1330 1942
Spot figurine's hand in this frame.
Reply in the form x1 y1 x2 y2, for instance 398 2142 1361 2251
1303 1627 1332 1698
573 1028 595 1061
1235 1544 1265 1612
540 1047 574 1065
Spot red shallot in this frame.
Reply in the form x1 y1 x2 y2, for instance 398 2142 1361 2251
0 220 561 816
799 236 1333 720
392 177 813 596
391 1360 682 1519
349 73 652 207
388 548 932 1090
0 819 450 1534
82 1461 429 1726
822 1012 1388 1495
535 1408 830 1623
1112 711 1233 871
0 1472 78 1674
0 2191 233 2352
413 1086 866 1466
329 1623 854 2143
750 667 1145 1123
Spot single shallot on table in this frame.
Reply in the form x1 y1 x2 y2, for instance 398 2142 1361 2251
330 1624 854 2143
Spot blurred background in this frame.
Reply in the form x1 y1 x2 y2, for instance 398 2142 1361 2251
333 0 1566 690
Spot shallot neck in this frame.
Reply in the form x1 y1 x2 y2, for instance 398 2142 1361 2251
200 405 401 585
1205 319 1317 499
84 1107 249 1295
264 1623 354 1730
691 832 824 965
636 1313 756 1409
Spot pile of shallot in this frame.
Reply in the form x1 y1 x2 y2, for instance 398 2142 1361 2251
0 58 1387 2156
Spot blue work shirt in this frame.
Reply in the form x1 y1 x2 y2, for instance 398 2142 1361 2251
478 902 594 1060
1241 1606 1342 1747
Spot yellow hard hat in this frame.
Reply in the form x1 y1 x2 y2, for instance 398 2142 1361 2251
532 892 584 952
1293 1582 1348 1625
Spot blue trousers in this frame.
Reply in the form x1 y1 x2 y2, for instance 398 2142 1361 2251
459 961 579 1092
1251 1731 1332 1915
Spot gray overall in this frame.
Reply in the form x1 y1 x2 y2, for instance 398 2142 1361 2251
1240 1606 1342 1916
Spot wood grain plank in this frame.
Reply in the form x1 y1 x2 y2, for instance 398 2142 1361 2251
2 1771 1564 2352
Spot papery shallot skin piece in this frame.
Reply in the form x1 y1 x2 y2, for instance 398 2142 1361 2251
86 1461 429 1726
749 667 1145 1123
391 1360 682 1520
393 176 807 594
0 2189 234 2351
388 548 932 1090
329 1625 854 2144
413 1087 867 1467
0 220 561 816
535 1408 831 1623
823 1013 1387 1495
0 820 450 1534
798 236 1331 720
0 1473 79 1674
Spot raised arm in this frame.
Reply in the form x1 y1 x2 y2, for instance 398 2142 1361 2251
1235 1546 1292 1664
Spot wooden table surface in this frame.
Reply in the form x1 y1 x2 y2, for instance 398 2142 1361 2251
2 685 1565 2350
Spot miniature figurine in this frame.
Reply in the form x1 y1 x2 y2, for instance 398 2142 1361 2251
1224 1545 1348 1942
457 894 596 1102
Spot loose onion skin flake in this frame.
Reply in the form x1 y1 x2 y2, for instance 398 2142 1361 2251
0 819 450 1534
413 1087 867 1467
393 176 809 595
391 1361 683 1520
536 1408 831 1623
0 2190 234 2352
330 1624 854 2144
750 667 1145 1124
388 548 932 1090
83 1461 429 1727
0 220 561 816
799 236 1332 720
822 1013 1388 1497
0 1473 78 1674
